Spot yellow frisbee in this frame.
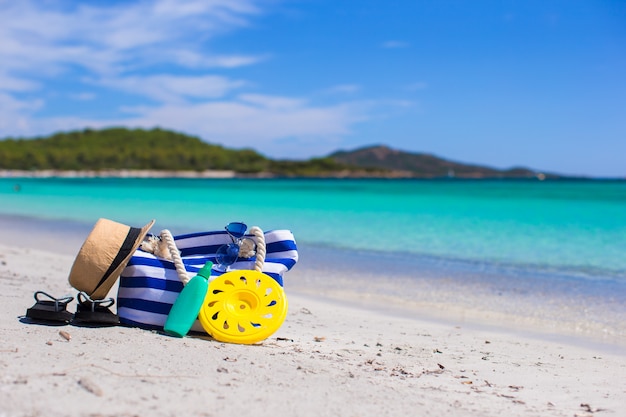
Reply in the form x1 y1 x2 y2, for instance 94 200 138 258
198 270 288 344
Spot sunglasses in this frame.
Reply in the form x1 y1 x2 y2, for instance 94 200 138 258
215 222 248 269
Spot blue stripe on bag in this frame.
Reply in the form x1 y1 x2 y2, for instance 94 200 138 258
119 276 184 292
179 245 222 257
118 229 297 332
118 297 173 315
128 256 210 271
174 230 223 240
266 240 298 252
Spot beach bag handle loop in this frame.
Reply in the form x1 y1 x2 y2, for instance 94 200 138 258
159 226 266 285
249 226 266 273
159 229 192 285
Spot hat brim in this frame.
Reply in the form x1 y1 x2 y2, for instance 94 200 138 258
69 219 155 299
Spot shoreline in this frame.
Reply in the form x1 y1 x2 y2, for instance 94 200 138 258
1 213 624 352
2 169 622 181
0 169 238 178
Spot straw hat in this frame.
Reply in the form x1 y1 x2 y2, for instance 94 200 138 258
69 218 155 300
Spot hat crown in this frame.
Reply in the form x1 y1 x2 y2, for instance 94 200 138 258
69 218 155 299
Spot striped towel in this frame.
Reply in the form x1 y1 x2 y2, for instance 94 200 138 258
117 229 298 331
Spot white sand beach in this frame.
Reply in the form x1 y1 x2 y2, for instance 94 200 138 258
1 229 625 417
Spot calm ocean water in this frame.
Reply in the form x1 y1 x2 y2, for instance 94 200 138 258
0 177 625 276
1 177 625 280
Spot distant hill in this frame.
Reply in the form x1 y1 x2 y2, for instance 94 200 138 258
0 127 364 176
0 127 267 173
0 128 554 178
329 145 552 179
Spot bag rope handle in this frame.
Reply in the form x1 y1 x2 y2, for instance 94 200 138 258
249 226 266 272
156 226 266 285
160 229 191 285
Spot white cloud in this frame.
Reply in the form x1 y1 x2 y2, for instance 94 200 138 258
0 73 39 92
0 0 264 81
0 92 43 113
172 50 267 69
96 75 247 103
238 94 307 109
124 99 362 142
0 93 44 134
0 0 271 130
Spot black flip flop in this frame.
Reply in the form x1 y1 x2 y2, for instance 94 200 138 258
73 291 120 326
25 291 74 323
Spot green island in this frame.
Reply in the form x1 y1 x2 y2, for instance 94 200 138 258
0 127 549 178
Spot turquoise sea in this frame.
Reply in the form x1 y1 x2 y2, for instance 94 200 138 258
2 178 625 276
1 177 625 342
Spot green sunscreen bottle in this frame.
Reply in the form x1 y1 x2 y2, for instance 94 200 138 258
164 261 213 337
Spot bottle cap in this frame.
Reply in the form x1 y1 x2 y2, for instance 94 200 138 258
197 261 213 279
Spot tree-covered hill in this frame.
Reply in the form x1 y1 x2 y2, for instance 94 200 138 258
0 127 362 176
0 128 266 172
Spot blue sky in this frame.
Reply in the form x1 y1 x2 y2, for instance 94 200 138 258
0 0 624 177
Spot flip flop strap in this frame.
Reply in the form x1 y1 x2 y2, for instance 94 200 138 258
77 291 115 311
34 291 73 311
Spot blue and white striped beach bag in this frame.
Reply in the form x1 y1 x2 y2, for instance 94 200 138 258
117 228 298 331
